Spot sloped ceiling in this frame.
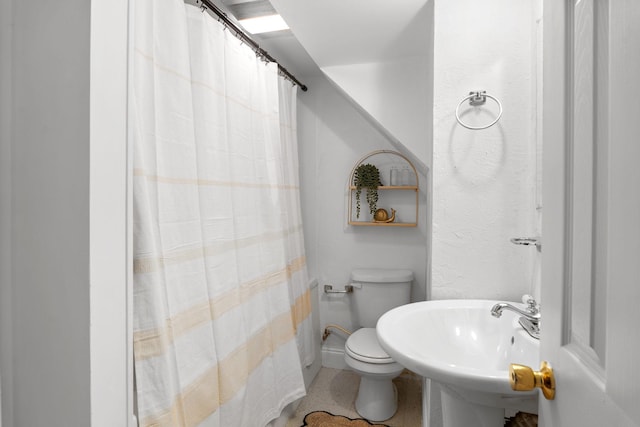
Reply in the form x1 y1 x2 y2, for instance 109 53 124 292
268 0 433 168
269 0 432 67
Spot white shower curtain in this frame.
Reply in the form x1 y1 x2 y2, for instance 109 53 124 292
277 79 314 368
131 1 311 426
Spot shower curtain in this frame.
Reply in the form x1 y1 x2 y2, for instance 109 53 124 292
277 78 314 369
131 1 312 426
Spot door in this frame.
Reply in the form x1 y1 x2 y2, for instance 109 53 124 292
540 1 640 425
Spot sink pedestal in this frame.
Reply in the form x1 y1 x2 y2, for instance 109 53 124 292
440 385 505 427
438 383 537 427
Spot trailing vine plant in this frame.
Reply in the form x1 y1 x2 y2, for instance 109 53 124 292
353 163 382 218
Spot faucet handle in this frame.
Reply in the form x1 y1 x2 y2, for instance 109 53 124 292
521 294 539 314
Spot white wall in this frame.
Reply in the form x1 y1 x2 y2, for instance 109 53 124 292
0 0 131 425
322 53 432 168
431 0 541 301
298 76 430 366
8 0 92 424
0 0 13 424
89 0 132 425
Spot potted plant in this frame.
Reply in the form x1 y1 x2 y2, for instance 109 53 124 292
353 163 382 219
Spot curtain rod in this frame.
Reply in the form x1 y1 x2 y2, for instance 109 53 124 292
195 0 308 92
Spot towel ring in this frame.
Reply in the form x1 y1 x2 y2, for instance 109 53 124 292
455 91 503 130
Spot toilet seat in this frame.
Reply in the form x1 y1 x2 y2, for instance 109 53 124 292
345 328 394 364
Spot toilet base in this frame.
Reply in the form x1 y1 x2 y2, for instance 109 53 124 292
343 328 404 422
355 376 398 422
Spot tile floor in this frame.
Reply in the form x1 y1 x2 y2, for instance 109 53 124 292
286 367 423 427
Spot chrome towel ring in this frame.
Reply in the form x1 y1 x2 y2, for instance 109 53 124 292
455 91 503 130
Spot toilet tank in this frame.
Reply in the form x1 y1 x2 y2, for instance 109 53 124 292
350 268 413 328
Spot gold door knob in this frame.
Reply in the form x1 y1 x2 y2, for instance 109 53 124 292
509 361 556 400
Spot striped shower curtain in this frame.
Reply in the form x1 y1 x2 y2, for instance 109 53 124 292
131 1 312 426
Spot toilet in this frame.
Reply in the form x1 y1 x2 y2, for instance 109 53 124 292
344 268 413 422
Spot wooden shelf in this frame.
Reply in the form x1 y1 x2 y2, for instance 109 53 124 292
348 150 420 227
348 221 417 227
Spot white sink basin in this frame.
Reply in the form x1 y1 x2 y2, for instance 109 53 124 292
377 299 540 395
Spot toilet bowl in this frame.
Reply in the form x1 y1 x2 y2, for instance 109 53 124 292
344 328 405 421
343 268 413 422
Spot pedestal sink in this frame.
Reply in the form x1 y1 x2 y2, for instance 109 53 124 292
377 300 540 427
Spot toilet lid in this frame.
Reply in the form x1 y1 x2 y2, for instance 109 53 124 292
345 328 394 364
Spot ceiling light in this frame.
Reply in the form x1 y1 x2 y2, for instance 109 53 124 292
238 14 289 34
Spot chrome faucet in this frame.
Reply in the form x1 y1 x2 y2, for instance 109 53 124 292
491 295 541 340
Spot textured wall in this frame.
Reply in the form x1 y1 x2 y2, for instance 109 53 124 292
431 0 541 301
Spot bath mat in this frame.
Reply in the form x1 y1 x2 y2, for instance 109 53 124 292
505 412 538 427
301 411 390 427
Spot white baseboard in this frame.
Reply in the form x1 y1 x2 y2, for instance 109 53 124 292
321 346 348 370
